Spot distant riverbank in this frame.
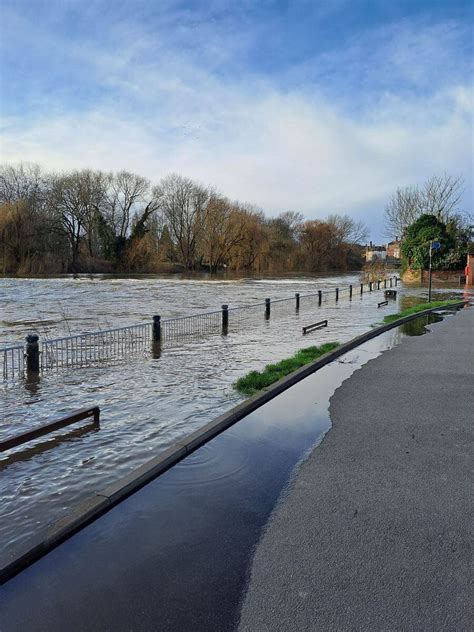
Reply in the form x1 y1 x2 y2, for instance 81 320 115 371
402 267 465 284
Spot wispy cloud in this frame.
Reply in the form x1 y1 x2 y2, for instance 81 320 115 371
0 1 472 239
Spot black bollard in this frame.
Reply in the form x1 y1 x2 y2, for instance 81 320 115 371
295 293 300 310
318 290 322 305
151 341 162 360
369 282 372 292
349 284 353 299
221 304 229 334
25 334 40 373
360 283 364 295
377 280 380 290
152 315 161 342
335 288 339 301
265 298 271 319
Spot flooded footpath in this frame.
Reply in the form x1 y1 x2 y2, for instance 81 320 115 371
1 309 468 631
0 273 471 572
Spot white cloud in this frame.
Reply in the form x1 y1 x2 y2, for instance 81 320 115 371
0 7 472 240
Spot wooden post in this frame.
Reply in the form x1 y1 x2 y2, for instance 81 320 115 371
25 334 40 373
295 293 300 310
265 298 271 319
152 315 161 342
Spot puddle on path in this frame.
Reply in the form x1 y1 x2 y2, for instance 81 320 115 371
397 311 443 337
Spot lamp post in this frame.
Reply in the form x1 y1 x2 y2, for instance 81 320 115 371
428 240 441 303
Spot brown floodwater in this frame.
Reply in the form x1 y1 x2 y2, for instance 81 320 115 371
0 272 471 566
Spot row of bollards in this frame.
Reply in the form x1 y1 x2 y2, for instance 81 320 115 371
21 277 399 373
151 276 399 343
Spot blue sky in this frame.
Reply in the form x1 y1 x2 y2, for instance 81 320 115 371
1 0 472 240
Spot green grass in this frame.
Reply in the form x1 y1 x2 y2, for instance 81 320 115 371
234 342 340 396
383 300 462 324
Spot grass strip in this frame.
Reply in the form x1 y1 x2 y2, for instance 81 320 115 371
235 342 340 396
383 300 462 324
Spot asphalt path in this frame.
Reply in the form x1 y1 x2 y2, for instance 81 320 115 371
239 307 473 632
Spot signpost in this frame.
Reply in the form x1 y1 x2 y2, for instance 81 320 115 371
428 241 441 302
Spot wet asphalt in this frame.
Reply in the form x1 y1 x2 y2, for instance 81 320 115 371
239 306 473 632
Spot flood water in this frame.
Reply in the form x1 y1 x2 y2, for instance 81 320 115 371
0 273 471 565
0 313 466 630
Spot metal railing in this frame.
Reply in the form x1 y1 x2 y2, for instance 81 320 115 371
303 319 328 335
2 345 25 380
1 276 399 380
41 323 152 370
161 310 222 341
0 407 100 452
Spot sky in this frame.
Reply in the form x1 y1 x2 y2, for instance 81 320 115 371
0 0 472 241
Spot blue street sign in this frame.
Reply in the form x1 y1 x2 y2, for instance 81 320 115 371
431 241 441 250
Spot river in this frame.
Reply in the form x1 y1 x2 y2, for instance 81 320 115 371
0 272 471 566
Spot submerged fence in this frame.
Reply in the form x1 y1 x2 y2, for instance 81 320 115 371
1 276 398 381
2 345 25 381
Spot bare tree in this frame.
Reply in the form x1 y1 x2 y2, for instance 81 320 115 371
384 186 422 239
384 174 464 239
154 174 212 269
47 172 91 268
274 211 304 239
0 163 45 206
104 171 151 240
327 214 369 245
76 169 107 257
422 174 464 221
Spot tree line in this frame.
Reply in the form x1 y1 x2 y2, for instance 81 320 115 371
0 164 368 275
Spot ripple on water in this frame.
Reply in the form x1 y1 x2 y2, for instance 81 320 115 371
163 433 252 488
